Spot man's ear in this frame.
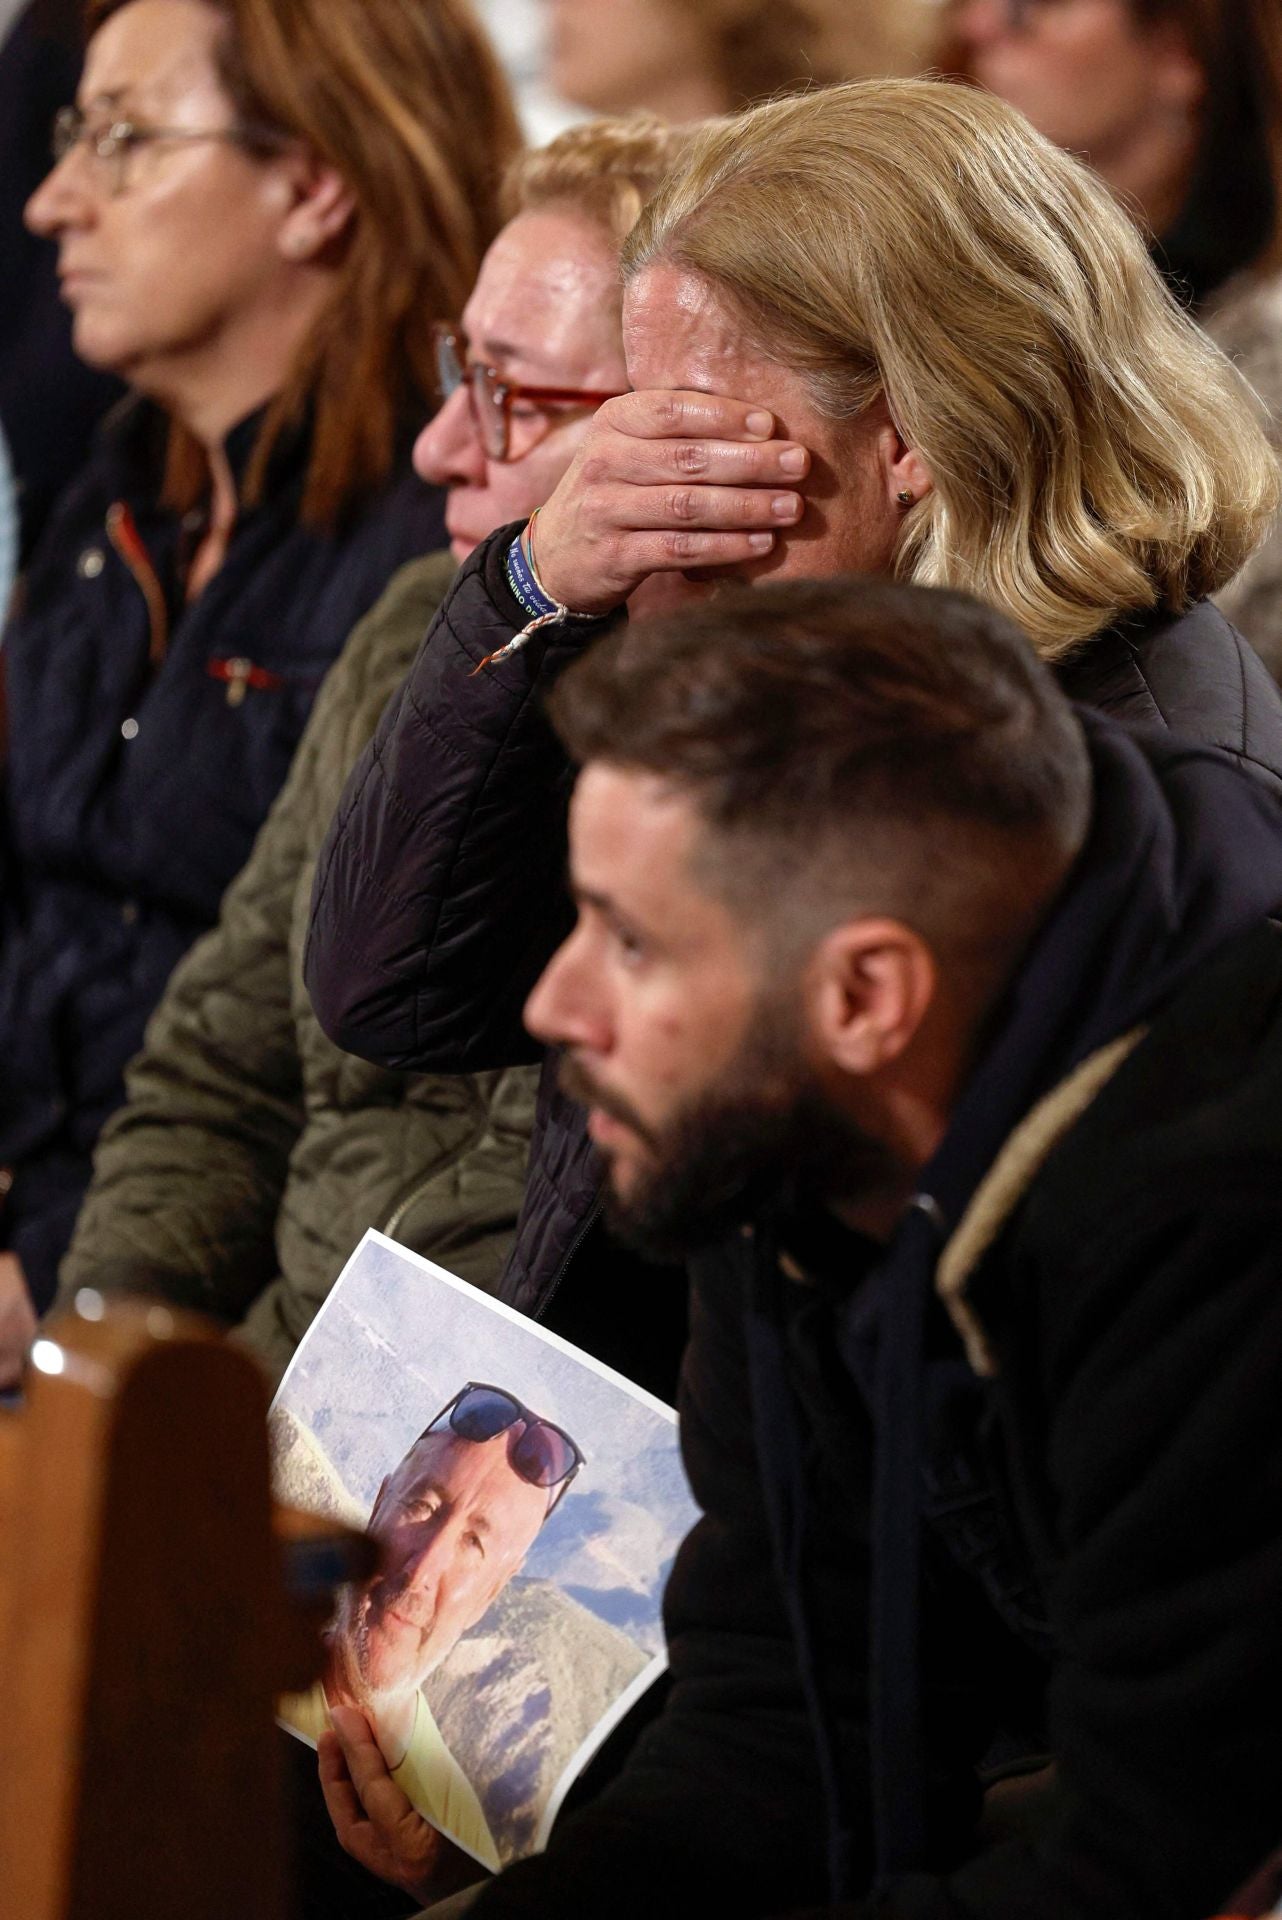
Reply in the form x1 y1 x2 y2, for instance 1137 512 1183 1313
275 149 357 264
806 918 937 1078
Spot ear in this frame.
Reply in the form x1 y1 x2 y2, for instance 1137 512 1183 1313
806 918 938 1078
1146 20 1205 114
274 148 357 264
872 411 933 514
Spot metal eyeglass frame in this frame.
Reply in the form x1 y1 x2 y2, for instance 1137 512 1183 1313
51 104 284 195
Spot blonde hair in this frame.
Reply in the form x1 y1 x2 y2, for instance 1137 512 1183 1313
624 79 1281 658
503 114 699 247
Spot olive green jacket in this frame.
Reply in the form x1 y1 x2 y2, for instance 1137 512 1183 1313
58 552 537 1379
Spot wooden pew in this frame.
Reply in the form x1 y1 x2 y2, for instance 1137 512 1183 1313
0 1291 370 1920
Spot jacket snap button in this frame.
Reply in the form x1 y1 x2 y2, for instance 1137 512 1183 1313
121 900 139 926
120 717 139 741
78 547 105 579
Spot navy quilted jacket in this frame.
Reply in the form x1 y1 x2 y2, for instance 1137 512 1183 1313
0 397 445 1303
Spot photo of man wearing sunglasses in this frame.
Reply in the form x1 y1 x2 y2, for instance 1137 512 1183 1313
282 1381 585 1877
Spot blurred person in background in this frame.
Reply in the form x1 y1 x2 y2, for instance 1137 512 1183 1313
0 0 123 559
473 0 582 142
0 0 520 1361
54 120 687 1408
952 0 1282 671
543 0 942 123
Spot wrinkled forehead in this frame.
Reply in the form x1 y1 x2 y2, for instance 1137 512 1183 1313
81 0 231 119
622 261 753 388
461 209 627 384
382 1426 548 1534
386 1426 493 1499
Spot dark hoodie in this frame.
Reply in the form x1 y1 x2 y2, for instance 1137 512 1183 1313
462 712 1282 1920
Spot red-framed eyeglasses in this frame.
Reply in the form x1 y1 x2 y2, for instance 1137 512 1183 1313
432 323 626 463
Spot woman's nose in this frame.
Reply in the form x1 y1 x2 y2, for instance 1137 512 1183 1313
25 149 92 238
952 0 1013 48
413 386 486 487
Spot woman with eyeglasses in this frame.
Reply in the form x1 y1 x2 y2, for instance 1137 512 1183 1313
56 116 690 1401
0 0 520 1353
952 0 1282 673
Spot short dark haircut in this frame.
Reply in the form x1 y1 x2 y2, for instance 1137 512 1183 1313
549 577 1092 989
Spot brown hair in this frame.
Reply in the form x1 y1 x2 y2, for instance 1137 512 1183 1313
503 113 699 245
624 79 1281 659
549 576 1091 967
1144 0 1282 284
86 0 522 526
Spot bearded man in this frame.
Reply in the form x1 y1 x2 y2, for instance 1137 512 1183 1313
325 576 1282 1918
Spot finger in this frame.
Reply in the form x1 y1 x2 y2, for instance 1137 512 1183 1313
613 482 804 534
604 389 778 442
329 1706 420 1832
590 436 810 488
317 1730 368 1840
630 529 780 572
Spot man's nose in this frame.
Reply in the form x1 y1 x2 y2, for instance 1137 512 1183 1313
413 386 486 487
524 926 612 1055
393 1529 448 1618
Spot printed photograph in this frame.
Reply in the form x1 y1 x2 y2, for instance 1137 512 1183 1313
271 1229 698 1869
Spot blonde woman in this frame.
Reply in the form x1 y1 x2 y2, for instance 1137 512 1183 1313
309 73 1282 1048
952 0 1282 672
306 77 1282 1406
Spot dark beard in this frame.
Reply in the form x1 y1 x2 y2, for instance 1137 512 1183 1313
559 1030 895 1265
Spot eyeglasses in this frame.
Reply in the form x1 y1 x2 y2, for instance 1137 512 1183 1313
51 104 284 196
971 0 1080 28
425 1381 584 1515
433 323 626 463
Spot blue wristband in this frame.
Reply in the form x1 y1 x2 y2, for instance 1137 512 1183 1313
505 531 559 621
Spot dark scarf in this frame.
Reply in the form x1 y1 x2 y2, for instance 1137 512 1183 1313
746 711 1282 1895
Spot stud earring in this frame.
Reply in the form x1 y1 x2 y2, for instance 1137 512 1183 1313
896 488 914 508
285 231 311 259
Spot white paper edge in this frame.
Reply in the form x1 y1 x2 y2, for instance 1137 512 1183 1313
533 1648 670 1855
271 1226 681 1427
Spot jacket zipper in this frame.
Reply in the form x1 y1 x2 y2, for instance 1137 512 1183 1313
105 501 169 668
536 1194 602 1320
382 1172 450 1243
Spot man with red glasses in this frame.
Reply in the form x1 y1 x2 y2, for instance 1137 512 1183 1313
283 1381 583 1885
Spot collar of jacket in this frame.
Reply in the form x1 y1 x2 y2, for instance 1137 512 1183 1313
882 708 1282 1272
834 707 1282 1887
97 392 311 513
935 1023 1146 1377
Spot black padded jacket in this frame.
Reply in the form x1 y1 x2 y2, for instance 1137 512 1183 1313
304 523 1282 1330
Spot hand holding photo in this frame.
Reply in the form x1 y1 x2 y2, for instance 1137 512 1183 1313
272 1230 697 1872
